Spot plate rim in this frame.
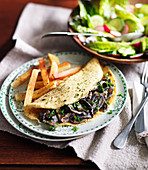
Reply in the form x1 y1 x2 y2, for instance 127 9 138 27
7 51 127 137
0 65 86 142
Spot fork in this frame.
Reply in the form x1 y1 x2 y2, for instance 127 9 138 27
135 62 148 133
41 32 143 42
113 62 148 149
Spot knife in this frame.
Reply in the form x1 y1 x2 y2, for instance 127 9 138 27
134 94 146 133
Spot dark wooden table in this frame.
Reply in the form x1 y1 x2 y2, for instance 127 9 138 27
0 0 98 169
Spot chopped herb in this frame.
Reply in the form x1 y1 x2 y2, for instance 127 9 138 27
117 93 123 97
107 110 113 114
48 110 55 118
63 99 67 102
74 115 77 119
49 125 56 131
75 102 80 106
68 87 70 89
72 126 79 132
106 101 110 105
96 100 100 104
95 106 99 110
77 117 82 122
97 84 104 92
59 109 65 115
73 103 76 108
108 82 114 86
81 93 84 97
91 101 95 105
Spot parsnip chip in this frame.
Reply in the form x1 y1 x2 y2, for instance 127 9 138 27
11 66 38 89
39 58 49 85
24 69 39 106
53 65 83 80
48 53 60 65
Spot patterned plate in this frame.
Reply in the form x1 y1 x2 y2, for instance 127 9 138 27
0 62 85 141
8 52 127 137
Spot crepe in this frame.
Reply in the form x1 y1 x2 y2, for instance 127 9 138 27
28 58 103 109
24 58 116 123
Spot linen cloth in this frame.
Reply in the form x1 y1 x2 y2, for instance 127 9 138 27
0 3 148 170
133 82 148 145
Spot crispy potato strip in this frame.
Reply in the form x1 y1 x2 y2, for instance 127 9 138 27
39 58 49 85
48 53 60 65
11 66 38 89
35 81 44 89
48 54 59 80
53 65 83 80
58 61 71 73
24 69 39 106
37 61 71 81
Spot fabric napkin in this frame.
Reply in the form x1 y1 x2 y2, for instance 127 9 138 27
0 3 148 170
133 82 148 146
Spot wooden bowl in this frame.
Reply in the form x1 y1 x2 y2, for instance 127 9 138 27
68 5 148 64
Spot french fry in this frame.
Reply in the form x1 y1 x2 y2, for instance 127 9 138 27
52 65 83 80
32 81 57 99
11 66 38 89
48 53 59 80
49 61 58 80
34 80 63 99
37 73 42 81
39 58 49 85
37 62 71 81
48 53 60 65
58 61 71 73
35 81 44 89
15 93 26 102
15 80 63 101
27 81 44 89
24 69 39 106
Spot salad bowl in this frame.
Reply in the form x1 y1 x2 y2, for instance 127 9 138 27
68 0 148 64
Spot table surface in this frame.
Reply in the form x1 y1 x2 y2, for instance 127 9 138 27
0 0 98 169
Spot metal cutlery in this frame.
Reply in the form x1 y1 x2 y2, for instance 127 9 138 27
113 62 148 149
135 62 148 133
42 32 143 42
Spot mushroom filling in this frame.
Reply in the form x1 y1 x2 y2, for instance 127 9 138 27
38 75 114 130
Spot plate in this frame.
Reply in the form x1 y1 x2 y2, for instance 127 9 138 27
68 7 148 64
0 62 85 141
8 52 127 137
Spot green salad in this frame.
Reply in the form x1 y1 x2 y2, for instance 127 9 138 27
69 0 148 59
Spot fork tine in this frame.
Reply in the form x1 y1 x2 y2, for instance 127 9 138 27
142 62 148 83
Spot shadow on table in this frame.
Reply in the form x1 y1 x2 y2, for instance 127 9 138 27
0 39 16 62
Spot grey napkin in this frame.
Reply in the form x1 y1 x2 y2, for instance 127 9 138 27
0 3 148 170
133 81 148 146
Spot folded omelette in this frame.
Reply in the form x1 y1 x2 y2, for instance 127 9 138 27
25 58 116 128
